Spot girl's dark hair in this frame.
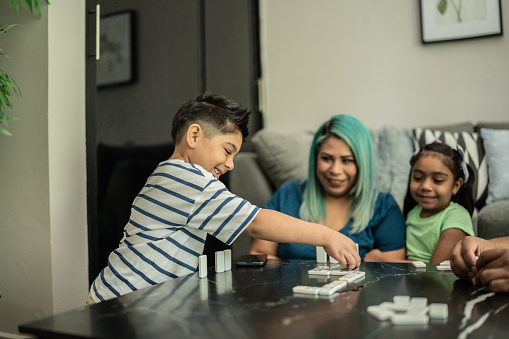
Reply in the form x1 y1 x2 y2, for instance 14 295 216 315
171 92 250 144
403 142 475 218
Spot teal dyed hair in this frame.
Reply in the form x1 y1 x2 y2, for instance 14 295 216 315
299 114 377 234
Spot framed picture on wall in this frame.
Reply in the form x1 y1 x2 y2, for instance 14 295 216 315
420 0 503 43
97 11 135 87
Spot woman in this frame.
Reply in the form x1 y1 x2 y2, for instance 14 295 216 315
249 114 406 261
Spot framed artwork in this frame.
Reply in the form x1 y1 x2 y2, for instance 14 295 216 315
97 11 135 87
420 0 503 43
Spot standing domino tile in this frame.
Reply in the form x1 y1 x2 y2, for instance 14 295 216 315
224 249 232 271
316 246 327 263
198 255 208 278
215 251 225 273
329 256 338 264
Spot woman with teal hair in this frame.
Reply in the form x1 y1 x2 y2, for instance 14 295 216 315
249 114 406 261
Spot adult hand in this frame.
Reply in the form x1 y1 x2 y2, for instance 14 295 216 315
474 248 509 293
450 236 492 279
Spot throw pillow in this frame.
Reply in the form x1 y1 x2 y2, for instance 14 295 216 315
412 128 488 210
480 128 509 204
251 130 314 188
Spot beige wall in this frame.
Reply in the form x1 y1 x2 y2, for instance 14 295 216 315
0 1 87 334
260 0 509 132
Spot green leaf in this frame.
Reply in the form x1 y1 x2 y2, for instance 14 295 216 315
0 126 13 136
437 0 447 15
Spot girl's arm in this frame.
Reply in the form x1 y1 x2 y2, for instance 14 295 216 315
249 238 279 259
429 228 470 263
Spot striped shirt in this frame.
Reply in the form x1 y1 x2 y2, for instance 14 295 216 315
90 159 260 302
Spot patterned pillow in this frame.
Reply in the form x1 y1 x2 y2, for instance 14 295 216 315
412 128 488 210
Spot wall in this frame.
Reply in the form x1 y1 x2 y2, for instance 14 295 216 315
260 0 509 132
0 1 87 334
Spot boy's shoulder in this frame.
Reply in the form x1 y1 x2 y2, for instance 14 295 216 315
154 159 217 182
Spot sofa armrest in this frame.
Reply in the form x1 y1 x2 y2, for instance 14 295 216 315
477 200 509 239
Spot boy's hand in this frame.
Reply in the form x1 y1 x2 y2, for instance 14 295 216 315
450 236 492 279
323 232 361 269
474 248 509 293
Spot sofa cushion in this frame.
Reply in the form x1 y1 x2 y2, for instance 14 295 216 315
251 130 313 188
480 128 509 204
477 200 509 239
412 128 488 210
474 121 509 133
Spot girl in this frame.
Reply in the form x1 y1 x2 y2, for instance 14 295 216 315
404 142 475 263
249 114 406 261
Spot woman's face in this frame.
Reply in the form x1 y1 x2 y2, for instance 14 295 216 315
315 136 358 199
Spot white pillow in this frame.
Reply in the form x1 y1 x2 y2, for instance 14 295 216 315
480 128 509 204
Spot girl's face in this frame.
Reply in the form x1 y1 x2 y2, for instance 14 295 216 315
316 136 358 199
410 153 463 217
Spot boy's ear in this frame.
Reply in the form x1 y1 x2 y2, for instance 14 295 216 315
186 124 202 149
452 177 464 195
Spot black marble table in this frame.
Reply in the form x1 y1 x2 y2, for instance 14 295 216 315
19 260 509 338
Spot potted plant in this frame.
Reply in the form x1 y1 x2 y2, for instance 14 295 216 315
0 0 50 136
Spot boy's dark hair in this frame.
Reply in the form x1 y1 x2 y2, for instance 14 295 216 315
403 142 475 218
171 93 250 144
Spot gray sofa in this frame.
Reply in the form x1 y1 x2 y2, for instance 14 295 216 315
228 121 509 257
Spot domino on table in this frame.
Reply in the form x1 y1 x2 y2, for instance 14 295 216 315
308 266 331 276
316 246 327 263
198 255 207 278
224 249 232 271
428 303 449 319
318 280 347 296
293 285 321 295
437 260 452 271
215 251 225 273
367 296 448 325
412 261 426 268
338 271 365 283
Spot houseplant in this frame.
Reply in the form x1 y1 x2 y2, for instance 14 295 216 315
0 0 50 136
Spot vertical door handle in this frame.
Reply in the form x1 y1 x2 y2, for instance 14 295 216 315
95 4 100 60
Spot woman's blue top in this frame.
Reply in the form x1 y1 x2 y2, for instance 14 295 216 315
266 180 406 260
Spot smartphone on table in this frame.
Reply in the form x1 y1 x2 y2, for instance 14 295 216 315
234 254 268 266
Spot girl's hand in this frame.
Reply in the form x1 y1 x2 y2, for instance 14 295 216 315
323 232 361 269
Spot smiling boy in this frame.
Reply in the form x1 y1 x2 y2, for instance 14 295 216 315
87 93 360 304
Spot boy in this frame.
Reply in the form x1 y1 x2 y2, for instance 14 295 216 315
88 93 360 304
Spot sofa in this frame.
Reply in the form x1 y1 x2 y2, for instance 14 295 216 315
228 121 509 257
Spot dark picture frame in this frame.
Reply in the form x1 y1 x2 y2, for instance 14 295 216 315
97 11 135 87
420 0 503 43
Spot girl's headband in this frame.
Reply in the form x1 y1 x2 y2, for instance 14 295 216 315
410 141 469 183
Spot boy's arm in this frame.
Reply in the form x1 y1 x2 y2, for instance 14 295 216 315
245 209 361 269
